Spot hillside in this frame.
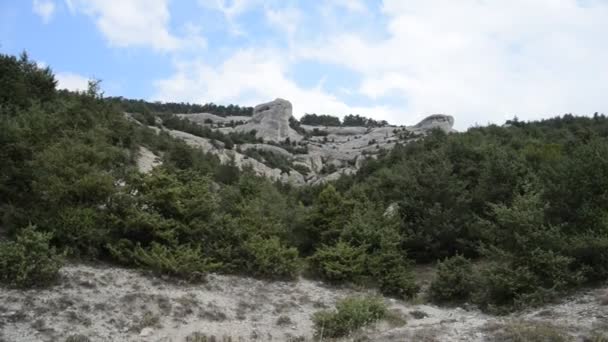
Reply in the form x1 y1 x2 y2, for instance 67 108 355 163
2 52 608 341
123 97 455 186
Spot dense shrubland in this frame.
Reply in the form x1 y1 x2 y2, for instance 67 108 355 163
2 52 608 313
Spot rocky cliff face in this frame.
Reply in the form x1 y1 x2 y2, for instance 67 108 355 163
234 98 302 142
139 99 456 185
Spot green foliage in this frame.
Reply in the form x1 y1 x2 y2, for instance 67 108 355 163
0 52 56 112
107 97 253 117
300 113 341 126
312 296 387 338
303 185 351 251
0 225 63 288
4 52 608 311
429 255 476 303
343 114 387 127
124 242 217 282
309 241 366 282
474 189 583 310
244 236 300 279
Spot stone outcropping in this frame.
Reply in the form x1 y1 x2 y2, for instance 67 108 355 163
142 99 455 185
234 99 302 142
410 114 455 133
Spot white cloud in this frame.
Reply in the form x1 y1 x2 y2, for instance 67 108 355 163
153 49 394 121
65 0 202 51
33 0 56 23
198 0 260 35
296 0 608 128
151 0 608 129
56 72 89 91
265 7 301 39
330 0 366 13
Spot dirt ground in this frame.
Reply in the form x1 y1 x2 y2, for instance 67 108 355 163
1 264 607 342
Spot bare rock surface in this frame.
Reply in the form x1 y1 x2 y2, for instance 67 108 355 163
235 99 302 143
145 100 457 185
1 264 606 342
136 146 162 174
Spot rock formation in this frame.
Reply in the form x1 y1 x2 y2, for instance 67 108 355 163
142 99 455 185
410 114 455 133
234 98 302 142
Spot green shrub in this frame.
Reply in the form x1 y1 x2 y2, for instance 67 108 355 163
244 236 300 279
111 242 219 282
367 248 419 299
309 241 366 282
312 296 387 338
429 255 475 303
475 250 582 311
0 225 63 288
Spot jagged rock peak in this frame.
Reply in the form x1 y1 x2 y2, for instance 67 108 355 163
413 114 455 133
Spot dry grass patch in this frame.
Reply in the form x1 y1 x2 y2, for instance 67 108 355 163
483 320 572 342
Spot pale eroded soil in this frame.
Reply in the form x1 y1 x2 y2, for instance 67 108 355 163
1 264 607 342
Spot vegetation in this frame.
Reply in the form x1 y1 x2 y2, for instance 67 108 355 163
300 113 341 126
485 321 572 342
2 51 608 313
107 97 253 117
160 114 262 147
0 225 63 288
429 255 475 303
300 113 387 127
312 296 387 338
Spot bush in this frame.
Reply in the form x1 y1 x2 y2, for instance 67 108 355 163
475 250 582 311
244 236 300 279
312 296 387 338
309 241 366 282
429 255 475 303
0 225 63 288
367 248 419 299
110 242 218 282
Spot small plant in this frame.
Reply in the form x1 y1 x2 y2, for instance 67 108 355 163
65 335 91 342
429 255 475 303
131 311 160 332
312 296 387 338
485 321 572 342
0 225 63 288
276 315 292 326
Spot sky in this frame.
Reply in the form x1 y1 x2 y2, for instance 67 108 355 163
1 0 607 129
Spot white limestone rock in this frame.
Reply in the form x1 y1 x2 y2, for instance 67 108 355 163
410 114 455 133
235 99 303 142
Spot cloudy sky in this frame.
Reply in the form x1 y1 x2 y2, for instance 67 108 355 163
1 0 607 129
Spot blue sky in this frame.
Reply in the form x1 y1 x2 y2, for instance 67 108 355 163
1 0 607 129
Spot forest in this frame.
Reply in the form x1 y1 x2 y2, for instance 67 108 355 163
2 52 608 314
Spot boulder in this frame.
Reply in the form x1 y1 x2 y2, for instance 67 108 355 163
411 114 455 133
235 99 303 142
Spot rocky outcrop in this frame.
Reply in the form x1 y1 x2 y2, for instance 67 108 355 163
410 114 455 133
145 100 457 185
234 99 302 142
136 146 162 174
